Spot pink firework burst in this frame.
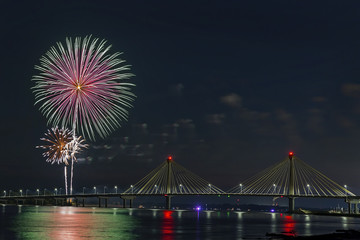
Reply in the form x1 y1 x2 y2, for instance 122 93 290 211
32 36 135 140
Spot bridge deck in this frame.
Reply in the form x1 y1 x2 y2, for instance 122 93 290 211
1 193 359 201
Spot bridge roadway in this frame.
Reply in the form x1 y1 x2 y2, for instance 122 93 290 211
2 153 357 212
1 193 360 212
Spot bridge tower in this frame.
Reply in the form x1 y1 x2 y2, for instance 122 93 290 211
288 152 295 213
122 155 225 209
166 156 172 209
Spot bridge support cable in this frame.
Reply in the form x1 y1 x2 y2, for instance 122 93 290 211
123 156 225 196
228 153 354 197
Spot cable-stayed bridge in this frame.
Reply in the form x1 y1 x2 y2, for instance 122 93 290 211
121 156 224 208
1 153 359 213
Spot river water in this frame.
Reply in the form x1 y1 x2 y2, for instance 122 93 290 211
1 205 360 239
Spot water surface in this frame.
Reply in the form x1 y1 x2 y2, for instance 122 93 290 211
1 205 360 239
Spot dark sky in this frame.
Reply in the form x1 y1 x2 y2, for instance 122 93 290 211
1 1 360 195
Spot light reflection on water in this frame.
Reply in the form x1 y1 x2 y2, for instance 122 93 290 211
1 206 360 239
162 210 174 240
10 206 137 240
304 215 311 235
270 212 276 234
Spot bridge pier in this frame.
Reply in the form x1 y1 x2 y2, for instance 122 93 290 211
288 197 295 213
35 199 44 205
74 198 85 207
121 196 136 208
165 195 172 209
345 198 360 214
354 203 359 214
97 197 109 208
346 202 359 214
55 198 65 206
348 202 352 214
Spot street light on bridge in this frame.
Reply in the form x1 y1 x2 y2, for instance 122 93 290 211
54 188 58 195
114 186 118 194
154 185 158 194
179 184 183 193
93 186 96 194
3 190 6 197
307 184 310 195
208 184 212 193
19 189 23 196
344 185 348 196
36 189 39 196
130 185 134 194
240 184 243 193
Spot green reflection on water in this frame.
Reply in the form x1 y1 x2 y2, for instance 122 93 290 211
12 206 138 240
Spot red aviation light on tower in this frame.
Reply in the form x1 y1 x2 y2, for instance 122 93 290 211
167 155 173 162
288 151 294 160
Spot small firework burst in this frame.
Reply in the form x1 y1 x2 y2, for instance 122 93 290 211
67 135 88 162
37 127 72 165
32 35 136 140
37 127 88 195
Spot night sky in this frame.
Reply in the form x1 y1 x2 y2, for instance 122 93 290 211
2 1 360 195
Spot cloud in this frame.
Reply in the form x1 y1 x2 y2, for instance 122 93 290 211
311 96 327 103
275 109 303 145
342 83 360 97
307 108 324 134
176 118 195 128
220 93 242 108
169 83 184 96
206 113 226 124
240 108 270 121
336 116 355 129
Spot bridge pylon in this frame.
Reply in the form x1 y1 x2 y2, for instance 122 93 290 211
288 152 295 213
166 156 172 209
228 151 355 211
123 155 225 209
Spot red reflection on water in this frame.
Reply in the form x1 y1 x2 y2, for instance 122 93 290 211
162 210 174 240
282 215 296 237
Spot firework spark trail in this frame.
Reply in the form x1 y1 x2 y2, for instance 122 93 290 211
64 166 68 195
66 135 88 195
33 36 135 194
